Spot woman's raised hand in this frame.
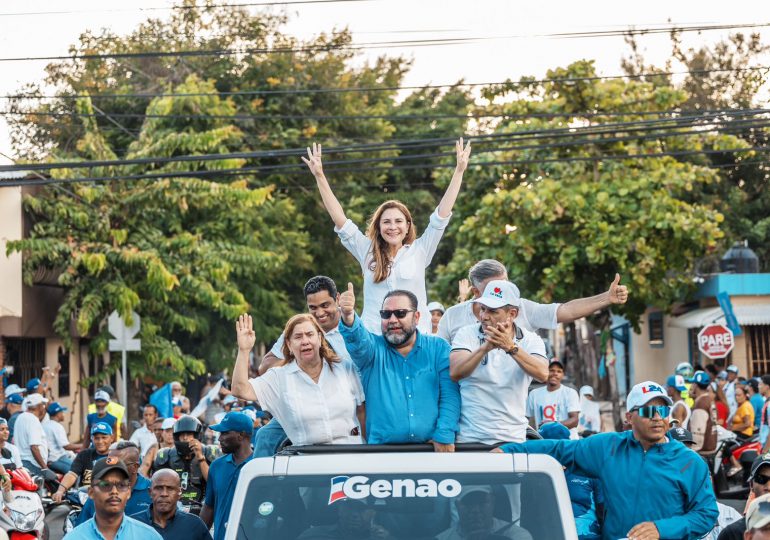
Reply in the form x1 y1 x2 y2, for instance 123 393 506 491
455 137 472 173
236 314 256 352
301 142 325 178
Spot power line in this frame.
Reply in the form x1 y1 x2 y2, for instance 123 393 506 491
0 0 377 17
2 145 765 188
3 22 770 63
4 65 770 101
4 111 768 174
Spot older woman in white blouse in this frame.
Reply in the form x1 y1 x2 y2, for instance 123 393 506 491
302 139 471 335
231 313 365 446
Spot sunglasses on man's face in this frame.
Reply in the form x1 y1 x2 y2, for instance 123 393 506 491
94 480 131 493
379 309 415 320
754 473 770 485
635 405 671 419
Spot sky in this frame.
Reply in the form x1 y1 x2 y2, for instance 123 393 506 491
1 0 770 165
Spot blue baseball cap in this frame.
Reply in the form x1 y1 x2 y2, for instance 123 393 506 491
26 378 41 393
47 402 68 416
91 422 114 436
6 394 23 405
539 422 571 440
689 371 711 387
666 375 687 392
210 411 253 435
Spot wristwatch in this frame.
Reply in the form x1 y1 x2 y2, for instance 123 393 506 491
506 344 519 356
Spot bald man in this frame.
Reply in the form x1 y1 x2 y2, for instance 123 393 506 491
132 469 212 540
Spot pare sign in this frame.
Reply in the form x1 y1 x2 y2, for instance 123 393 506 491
697 324 735 360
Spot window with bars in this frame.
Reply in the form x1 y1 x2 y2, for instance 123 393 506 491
748 325 770 377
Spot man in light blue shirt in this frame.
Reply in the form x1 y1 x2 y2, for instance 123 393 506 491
64 456 161 540
339 285 460 450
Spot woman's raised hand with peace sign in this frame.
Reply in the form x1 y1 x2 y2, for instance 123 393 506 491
455 137 472 173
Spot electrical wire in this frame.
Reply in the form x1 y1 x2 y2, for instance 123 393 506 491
3 22 770 62
4 65 770 101
1 145 764 188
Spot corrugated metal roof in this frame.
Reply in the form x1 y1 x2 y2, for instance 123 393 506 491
0 170 33 180
669 304 770 328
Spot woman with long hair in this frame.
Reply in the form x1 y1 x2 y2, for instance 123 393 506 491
231 313 365 446
302 139 472 334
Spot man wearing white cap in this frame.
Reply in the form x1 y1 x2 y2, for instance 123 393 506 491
450 280 548 444
666 374 691 429
578 386 602 434
725 365 740 414
0 384 24 422
427 301 445 335
744 492 770 539
495 380 718 540
14 393 49 476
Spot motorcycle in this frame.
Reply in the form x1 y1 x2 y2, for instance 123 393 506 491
62 487 88 536
0 468 49 540
708 430 762 499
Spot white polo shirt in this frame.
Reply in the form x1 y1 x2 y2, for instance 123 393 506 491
437 299 559 344
270 327 351 362
335 207 450 335
249 360 365 447
14 412 48 464
451 323 547 444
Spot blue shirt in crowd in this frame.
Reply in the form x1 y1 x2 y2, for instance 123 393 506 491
77 474 152 526
501 431 718 540
132 504 212 540
204 453 254 540
751 392 765 429
339 314 461 444
64 515 162 540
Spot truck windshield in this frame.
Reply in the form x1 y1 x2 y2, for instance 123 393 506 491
234 471 567 540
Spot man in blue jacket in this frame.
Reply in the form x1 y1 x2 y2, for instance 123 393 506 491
339 285 461 451
496 380 718 540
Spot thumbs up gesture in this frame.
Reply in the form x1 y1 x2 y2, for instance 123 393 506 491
608 273 629 305
339 282 356 326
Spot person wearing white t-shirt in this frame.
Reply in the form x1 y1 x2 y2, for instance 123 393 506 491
0 418 22 470
437 259 629 343
450 280 548 444
129 404 160 458
232 313 365 447
14 393 49 475
42 401 80 474
578 386 602 434
526 360 581 439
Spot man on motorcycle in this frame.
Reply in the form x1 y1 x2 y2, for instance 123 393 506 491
53 422 114 502
151 415 219 513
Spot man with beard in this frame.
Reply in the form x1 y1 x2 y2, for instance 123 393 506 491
339 285 460 451
132 469 212 540
63 457 161 540
199 412 254 540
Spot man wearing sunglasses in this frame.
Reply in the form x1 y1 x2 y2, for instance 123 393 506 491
76 441 153 526
63 456 161 539
339 284 460 451
494 381 718 540
716 455 770 540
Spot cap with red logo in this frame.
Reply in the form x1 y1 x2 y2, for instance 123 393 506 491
91 456 129 482
626 380 673 411
473 280 521 309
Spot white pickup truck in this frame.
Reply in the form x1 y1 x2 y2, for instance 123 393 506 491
224 444 578 540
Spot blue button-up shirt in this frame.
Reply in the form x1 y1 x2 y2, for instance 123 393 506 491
77 474 152 526
339 314 460 444
64 515 162 540
204 453 253 540
132 504 212 540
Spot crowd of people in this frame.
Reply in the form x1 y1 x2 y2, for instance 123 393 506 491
0 140 765 540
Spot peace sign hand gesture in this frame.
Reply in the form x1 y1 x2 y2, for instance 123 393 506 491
236 314 256 352
455 137 472 173
301 142 325 179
